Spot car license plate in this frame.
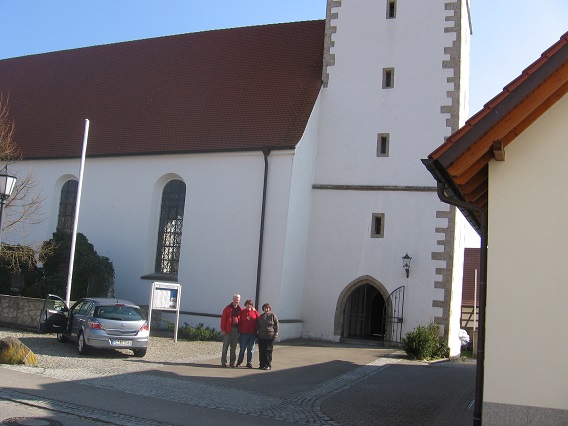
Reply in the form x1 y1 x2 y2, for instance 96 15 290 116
110 339 132 346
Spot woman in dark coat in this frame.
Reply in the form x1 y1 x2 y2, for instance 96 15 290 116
256 303 279 370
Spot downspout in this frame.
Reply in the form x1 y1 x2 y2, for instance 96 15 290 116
255 147 270 308
435 182 487 426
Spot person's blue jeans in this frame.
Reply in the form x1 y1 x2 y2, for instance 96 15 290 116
237 333 256 365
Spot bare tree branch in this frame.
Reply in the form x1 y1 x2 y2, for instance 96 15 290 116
0 95 51 271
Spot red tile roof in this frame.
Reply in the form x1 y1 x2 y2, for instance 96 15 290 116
0 20 325 159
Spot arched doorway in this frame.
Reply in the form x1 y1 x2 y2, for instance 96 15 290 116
342 283 386 340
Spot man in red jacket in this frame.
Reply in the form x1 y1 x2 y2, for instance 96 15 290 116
220 294 242 367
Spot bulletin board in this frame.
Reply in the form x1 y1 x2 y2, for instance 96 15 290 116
148 282 181 342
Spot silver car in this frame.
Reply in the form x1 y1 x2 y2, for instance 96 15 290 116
39 294 149 357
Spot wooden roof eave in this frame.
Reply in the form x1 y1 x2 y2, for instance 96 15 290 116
446 62 568 178
463 177 487 204
425 33 568 239
448 74 568 211
436 43 568 173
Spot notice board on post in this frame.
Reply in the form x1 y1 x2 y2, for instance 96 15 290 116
148 282 181 342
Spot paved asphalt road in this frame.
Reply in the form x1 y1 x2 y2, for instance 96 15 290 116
0 336 476 425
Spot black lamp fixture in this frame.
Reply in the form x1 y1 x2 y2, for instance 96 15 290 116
402 253 412 278
0 167 17 245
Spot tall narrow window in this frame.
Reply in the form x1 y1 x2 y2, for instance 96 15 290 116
57 179 78 233
377 133 390 157
382 68 395 89
371 213 385 238
386 0 397 19
155 179 186 275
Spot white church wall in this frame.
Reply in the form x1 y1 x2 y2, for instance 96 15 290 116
301 189 448 340
253 150 294 311
458 0 471 126
17 150 294 330
275 96 321 339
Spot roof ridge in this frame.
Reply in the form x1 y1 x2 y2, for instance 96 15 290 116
1 20 326 61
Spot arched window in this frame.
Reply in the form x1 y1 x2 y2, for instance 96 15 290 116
155 179 186 274
57 179 78 233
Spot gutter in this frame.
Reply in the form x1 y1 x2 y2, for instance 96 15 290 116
255 147 271 308
422 159 487 426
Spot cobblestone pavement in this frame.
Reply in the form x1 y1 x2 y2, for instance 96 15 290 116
0 353 401 425
322 361 476 426
0 328 475 425
0 387 168 426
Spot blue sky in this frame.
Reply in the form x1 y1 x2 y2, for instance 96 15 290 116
2 0 567 116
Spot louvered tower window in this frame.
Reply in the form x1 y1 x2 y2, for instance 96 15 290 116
387 0 397 19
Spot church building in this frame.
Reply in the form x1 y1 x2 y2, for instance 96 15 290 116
0 0 474 355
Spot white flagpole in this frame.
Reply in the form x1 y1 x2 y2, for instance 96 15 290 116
473 268 478 331
65 119 90 307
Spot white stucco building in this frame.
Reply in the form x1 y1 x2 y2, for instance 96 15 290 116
1 0 475 356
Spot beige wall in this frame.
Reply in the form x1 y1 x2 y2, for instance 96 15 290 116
486 94 568 411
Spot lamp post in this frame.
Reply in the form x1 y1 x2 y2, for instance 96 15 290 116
0 168 17 245
402 253 412 278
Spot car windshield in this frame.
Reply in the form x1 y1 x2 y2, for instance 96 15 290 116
93 305 144 321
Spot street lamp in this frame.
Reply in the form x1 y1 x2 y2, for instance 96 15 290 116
402 253 412 278
0 167 17 245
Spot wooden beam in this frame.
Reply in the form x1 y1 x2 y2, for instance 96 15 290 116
460 168 487 194
493 140 505 161
452 152 492 185
470 185 488 204
467 191 487 208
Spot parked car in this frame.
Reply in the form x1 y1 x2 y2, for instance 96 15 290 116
39 294 149 357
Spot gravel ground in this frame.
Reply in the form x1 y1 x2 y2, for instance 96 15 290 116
0 327 223 373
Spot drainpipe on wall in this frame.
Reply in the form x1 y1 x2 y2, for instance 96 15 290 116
435 182 488 426
255 147 270 308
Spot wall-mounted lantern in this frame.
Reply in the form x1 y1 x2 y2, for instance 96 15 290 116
402 253 412 278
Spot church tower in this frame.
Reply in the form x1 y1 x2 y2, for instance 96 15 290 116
302 0 473 355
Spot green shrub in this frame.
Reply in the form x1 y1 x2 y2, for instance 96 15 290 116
168 322 222 341
402 323 448 360
434 340 450 359
40 231 115 299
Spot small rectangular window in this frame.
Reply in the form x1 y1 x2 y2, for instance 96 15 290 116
387 0 397 19
371 213 385 238
377 133 390 157
382 68 394 89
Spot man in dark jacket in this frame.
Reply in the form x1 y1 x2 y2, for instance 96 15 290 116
220 294 242 367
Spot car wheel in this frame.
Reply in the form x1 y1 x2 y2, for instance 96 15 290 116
57 332 69 343
77 332 89 355
133 348 147 357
